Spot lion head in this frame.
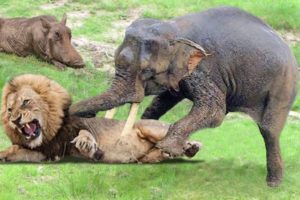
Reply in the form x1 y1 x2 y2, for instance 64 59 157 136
1 74 71 149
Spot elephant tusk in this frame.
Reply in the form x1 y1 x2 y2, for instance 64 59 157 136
104 108 117 119
121 103 139 137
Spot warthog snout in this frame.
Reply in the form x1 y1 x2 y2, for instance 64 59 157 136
63 47 85 68
41 14 85 69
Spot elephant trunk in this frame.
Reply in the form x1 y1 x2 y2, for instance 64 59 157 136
69 69 144 117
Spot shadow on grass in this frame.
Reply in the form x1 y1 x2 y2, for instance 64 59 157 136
0 157 205 165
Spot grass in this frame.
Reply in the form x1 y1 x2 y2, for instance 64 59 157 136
0 0 300 199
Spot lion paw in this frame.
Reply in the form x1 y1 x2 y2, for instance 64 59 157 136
0 152 9 162
0 157 7 162
183 141 202 158
71 130 103 160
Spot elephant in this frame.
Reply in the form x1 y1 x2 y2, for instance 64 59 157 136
70 6 299 186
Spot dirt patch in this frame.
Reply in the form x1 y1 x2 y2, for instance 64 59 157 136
109 8 143 42
40 0 68 10
71 8 143 72
279 31 300 45
67 11 90 29
227 111 300 121
72 37 115 73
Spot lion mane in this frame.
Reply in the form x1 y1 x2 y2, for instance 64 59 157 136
1 74 71 145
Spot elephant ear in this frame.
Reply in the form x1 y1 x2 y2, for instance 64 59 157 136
188 50 204 74
172 38 210 74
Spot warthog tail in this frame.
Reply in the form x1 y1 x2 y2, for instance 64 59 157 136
0 18 3 27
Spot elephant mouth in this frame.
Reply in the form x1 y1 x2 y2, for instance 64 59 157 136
145 83 168 95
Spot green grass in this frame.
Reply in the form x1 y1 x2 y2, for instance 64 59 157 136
1 0 300 199
2 0 300 41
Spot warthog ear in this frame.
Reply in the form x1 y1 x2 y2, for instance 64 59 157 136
61 13 67 25
40 17 51 29
171 38 210 74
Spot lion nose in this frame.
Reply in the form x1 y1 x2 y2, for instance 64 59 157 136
12 115 21 126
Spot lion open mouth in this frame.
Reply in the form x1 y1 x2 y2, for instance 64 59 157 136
21 119 41 140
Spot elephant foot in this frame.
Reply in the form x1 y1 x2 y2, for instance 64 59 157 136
267 174 282 187
156 135 186 158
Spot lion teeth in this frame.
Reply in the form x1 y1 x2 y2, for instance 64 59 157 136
26 136 30 139
25 124 30 129
17 128 22 133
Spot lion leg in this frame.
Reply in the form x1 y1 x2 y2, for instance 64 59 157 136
71 130 103 161
138 148 166 163
135 120 170 143
139 141 202 163
0 145 46 162
135 120 202 163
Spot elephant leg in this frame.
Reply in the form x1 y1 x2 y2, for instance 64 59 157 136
156 76 227 156
257 100 291 187
142 90 184 119
156 103 225 156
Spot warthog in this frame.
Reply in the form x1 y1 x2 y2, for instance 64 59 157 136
0 14 84 69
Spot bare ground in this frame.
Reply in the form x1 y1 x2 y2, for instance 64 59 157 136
40 2 300 72
279 31 300 45
40 0 68 10
70 8 143 72
72 37 115 73
67 10 90 29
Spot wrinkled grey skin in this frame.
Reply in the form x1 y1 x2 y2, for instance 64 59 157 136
0 14 84 69
70 7 298 186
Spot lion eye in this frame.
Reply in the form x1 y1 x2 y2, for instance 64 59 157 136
22 99 30 106
7 108 12 113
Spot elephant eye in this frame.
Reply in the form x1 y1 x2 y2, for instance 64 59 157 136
168 40 178 49
145 40 158 52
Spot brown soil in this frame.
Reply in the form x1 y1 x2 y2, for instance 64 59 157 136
40 0 68 10
71 8 143 72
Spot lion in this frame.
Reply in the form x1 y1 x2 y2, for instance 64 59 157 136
0 74 202 163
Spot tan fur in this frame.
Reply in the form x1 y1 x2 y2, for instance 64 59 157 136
0 74 201 163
